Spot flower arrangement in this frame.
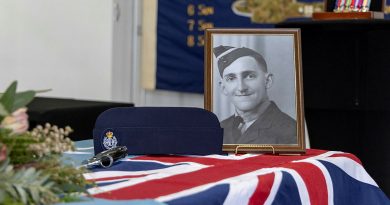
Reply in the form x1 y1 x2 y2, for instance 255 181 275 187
0 81 91 205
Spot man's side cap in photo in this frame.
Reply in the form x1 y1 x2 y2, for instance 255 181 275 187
213 45 268 76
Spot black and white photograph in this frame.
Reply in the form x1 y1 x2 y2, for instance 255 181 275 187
204 29 305 153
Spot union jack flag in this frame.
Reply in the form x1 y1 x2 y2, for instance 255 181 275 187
83 149 389 205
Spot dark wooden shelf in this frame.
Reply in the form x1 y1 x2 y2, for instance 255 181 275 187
313 11 384 20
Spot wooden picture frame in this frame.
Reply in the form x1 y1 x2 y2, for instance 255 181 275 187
204 28 305 154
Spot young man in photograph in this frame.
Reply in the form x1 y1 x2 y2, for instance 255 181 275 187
214 45 297 144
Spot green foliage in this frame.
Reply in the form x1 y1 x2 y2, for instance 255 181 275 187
0 129 40 165
13 91 36 112
0 81 90 204
41 159 91 194
0 81 36 122
0 128 91 205
0 133 91 204
0 159 60 205
0 103 8 118
0 81 17 115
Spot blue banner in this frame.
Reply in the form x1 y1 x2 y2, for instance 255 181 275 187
154 0 390 93
156 0 273 93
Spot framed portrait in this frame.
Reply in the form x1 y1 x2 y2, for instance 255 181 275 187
204 28 305 154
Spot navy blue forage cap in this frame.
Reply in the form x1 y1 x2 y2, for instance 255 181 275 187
93 107 224 155
213 45 268 77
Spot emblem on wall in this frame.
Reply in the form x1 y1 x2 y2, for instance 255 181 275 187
232 0 324 23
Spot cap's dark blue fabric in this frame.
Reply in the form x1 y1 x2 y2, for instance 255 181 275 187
93 107 223 155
